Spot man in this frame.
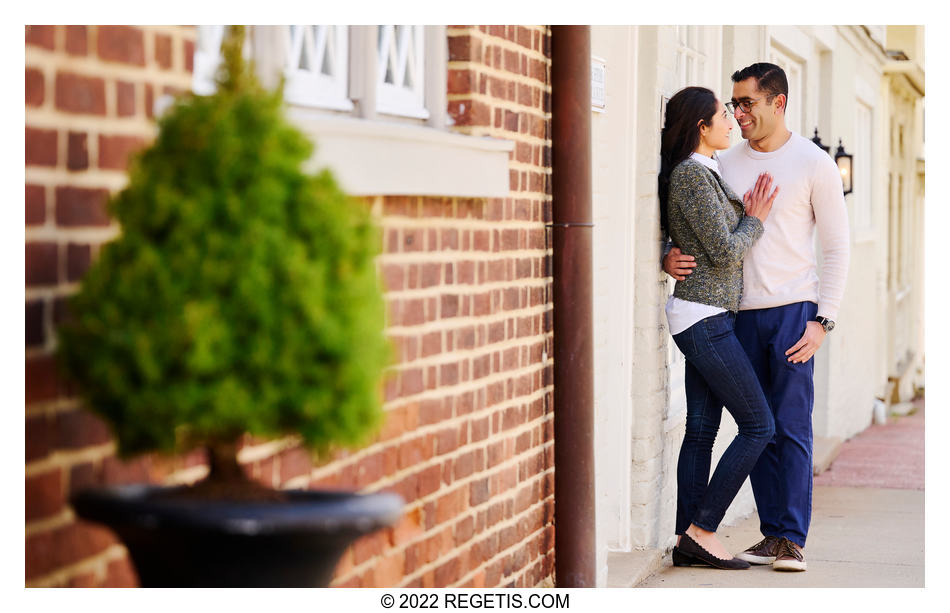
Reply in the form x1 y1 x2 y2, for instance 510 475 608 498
664 63 850 572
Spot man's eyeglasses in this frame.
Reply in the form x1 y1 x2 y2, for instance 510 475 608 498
726 95 775 114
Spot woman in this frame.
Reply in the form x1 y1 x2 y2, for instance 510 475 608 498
659 87 779 570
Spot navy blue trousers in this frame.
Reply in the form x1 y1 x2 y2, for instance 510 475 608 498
734 301 817 548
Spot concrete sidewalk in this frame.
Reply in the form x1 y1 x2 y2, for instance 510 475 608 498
637 401 925 588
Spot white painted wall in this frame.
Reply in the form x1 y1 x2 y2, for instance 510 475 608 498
590 25 638 587
627 26 679 552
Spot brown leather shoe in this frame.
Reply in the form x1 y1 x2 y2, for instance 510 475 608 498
735 535 781 565
772 537 807 571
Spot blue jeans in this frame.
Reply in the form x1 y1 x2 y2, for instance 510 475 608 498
735 301 817 547
673 311 775 535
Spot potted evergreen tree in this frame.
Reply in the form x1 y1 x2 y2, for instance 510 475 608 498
58 26 401 587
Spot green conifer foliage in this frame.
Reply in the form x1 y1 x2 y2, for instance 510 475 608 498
57 26 389 460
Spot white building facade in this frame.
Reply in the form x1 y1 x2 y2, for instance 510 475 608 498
588 25 925 586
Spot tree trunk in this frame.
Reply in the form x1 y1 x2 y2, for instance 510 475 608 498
156 438 289 502
206 438 246 484
157 438 288 501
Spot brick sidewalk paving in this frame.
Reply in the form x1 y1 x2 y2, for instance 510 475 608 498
814 398 924 490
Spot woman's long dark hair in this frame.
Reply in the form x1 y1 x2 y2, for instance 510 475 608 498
658 87 718 237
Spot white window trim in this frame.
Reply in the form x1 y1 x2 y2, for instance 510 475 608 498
193 25 510 199
289 110 512 197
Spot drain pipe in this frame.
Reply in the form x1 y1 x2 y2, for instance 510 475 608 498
550 25 596 588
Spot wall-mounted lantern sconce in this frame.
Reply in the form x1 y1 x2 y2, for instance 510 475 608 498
834 139 853 196
811 127 831 154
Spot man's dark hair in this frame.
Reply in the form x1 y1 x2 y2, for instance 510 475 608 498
731 62 788 112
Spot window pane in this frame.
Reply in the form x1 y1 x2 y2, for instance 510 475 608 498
855 102 873 231
193 25 227 95
674 26 716 91
282 25 353 112
376 25 428 119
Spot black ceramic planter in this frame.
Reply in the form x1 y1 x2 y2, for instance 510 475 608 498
71 485 404 587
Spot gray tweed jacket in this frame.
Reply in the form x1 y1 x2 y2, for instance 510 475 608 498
667 157 764 312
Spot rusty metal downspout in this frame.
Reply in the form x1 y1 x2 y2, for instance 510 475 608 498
550 25 596 588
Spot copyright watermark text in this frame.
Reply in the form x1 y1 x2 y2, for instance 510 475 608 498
380 593 570 610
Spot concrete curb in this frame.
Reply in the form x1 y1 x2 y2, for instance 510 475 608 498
606 549 665 587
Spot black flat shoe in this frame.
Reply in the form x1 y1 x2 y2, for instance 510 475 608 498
676 533 751 570
672 547 709 567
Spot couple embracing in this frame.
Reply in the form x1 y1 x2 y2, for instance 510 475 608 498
659 63 850 571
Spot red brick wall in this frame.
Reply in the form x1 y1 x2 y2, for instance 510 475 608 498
25 25 199 587
25 25 554 588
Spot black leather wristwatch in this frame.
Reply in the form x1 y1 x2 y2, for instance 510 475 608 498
815 316 835 333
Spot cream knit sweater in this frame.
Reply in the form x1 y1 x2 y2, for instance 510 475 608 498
718 132 850 321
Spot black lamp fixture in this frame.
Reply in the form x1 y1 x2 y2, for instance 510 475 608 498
811 127 831 154
834 139 853 196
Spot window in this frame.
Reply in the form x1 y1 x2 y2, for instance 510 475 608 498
195 25 443 123
282 26 352 111
675 27 707 89
854 102 873 232
673 26 720 91
189 25 511 198
192 25 227 95
890 118 896 155
898 174 907 287
376 25 427 119
888 173 895 288
768 45 804 135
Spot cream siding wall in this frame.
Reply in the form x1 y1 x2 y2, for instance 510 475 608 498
883 25 925 404
814 27 885 439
